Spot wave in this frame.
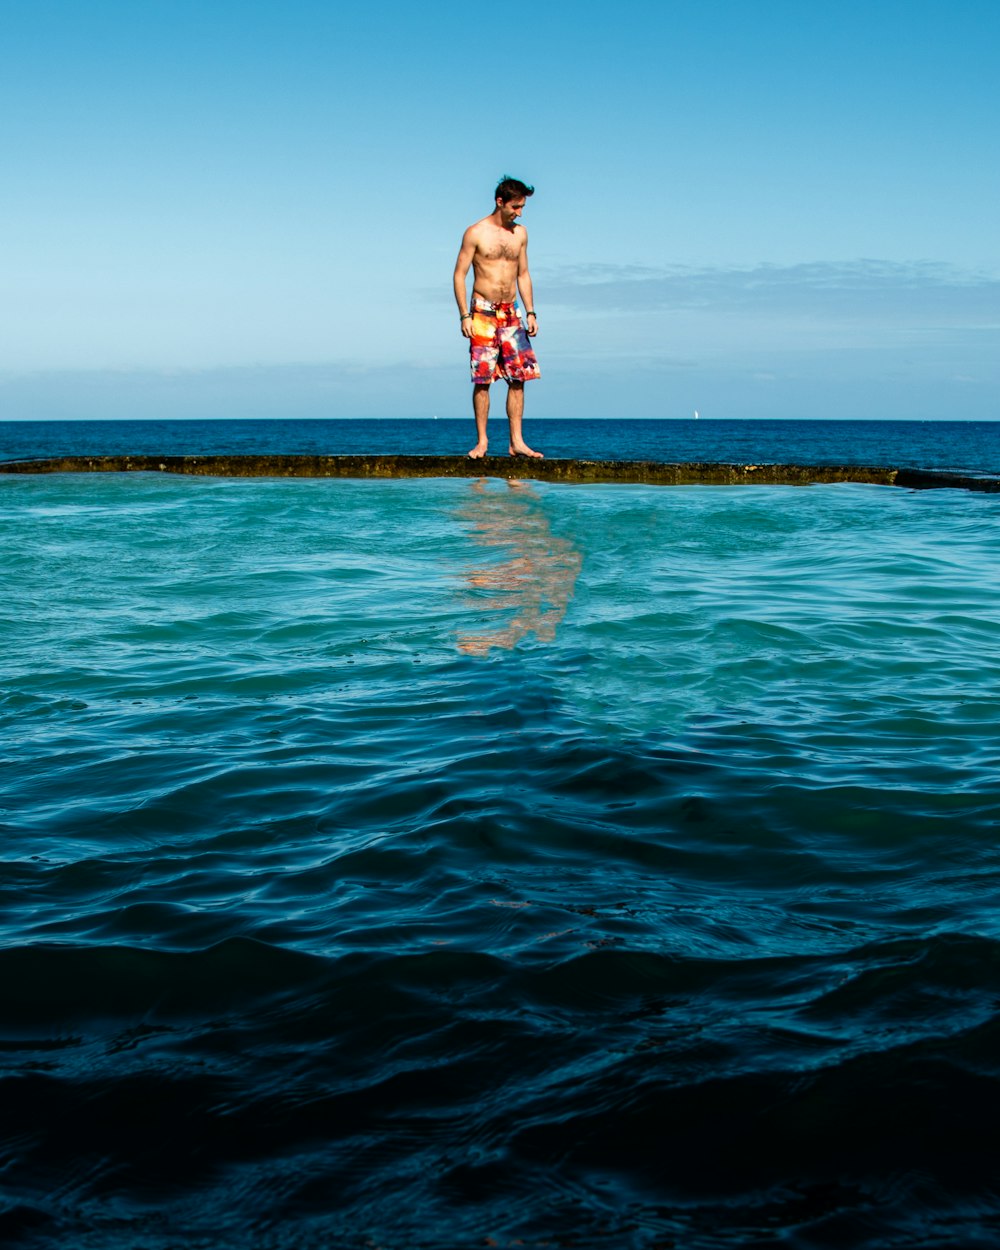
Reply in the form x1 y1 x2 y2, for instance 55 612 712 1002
3 934 1000 1246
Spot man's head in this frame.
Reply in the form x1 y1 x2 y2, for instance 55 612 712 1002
494 176 534 228
495 176 534 205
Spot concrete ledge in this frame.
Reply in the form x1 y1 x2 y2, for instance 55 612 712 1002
0 454 997 491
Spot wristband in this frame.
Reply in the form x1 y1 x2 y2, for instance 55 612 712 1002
526 310 536 316
461 313 472 321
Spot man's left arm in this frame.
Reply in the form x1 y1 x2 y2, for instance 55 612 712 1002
517 233 538 337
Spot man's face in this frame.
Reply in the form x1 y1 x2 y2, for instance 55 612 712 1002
498 197 526 227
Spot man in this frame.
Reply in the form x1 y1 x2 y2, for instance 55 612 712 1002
453 176 542 459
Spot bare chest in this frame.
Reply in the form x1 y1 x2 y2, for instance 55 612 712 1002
476 228 523 264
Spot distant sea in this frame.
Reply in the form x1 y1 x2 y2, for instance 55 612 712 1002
2 415 999 473
2 418 1000 1249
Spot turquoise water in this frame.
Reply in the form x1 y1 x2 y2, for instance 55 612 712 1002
3 424 1000 1248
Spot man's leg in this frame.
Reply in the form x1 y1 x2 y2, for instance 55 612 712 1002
469 384 491 458
506 382 543 458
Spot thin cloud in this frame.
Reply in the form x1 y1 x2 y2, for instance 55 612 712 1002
540 260 1000 324
0 360 458 421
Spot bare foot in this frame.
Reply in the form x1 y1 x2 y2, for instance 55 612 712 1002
509 442 543 458
468 442 489 459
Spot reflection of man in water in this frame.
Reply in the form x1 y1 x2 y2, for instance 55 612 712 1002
456 480 581 655
453 176 542 461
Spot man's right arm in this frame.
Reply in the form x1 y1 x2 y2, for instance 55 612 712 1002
453 227 477 338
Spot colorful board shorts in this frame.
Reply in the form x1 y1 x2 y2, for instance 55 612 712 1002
468 296 541 385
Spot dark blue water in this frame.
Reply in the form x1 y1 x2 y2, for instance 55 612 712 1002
2 416 999 474
2 420 1000 1248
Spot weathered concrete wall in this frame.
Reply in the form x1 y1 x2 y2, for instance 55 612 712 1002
891 467 1000 493
1 454 997 491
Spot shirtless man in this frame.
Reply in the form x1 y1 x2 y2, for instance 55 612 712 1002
453 176 542 459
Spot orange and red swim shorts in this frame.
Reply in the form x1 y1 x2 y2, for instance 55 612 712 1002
468 296 541 385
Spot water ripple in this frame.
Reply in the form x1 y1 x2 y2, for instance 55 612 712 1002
3 474 1000 1245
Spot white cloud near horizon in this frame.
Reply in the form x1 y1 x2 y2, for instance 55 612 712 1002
3 260 997 421
539 259 1000 326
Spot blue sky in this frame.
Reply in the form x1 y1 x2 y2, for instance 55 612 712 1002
1 0 997 421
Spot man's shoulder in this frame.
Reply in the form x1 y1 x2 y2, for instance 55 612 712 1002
465 214 494 236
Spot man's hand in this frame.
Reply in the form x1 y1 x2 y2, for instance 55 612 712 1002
526 312 538 337
461 316 474 339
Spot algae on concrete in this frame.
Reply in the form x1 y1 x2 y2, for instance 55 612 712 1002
1 454 997 492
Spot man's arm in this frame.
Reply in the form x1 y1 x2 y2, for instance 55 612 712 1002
517 231 538 337
454 227 477 339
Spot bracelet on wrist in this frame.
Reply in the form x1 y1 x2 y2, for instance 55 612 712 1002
526 310 536 316
461 313 472 321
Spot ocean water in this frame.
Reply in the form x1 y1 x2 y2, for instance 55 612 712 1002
2 415 999 474
2 420 1000 1249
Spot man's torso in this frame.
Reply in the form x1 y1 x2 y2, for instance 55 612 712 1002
469 218 526 303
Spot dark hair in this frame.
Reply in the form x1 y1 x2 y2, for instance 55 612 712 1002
494 176 535 204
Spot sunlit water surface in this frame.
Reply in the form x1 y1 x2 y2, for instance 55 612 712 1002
2 452 1000 1248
